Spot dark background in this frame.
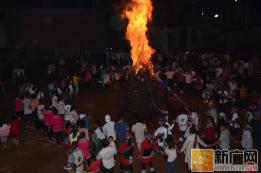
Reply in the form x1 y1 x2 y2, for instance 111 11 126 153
0 0 261 61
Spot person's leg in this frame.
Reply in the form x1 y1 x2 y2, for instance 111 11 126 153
47 126 52 141
141 162 147 173
148 161 155 173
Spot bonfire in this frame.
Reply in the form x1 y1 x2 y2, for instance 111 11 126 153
121 0 165 120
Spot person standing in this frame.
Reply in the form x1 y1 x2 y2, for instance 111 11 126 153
180 127 208 172
103 114 116 141
210 123 230 149
96 140 115 173
140 133 158 173
118 132 137 173
131 119 147 151
71 142 84 173
22 94 32 129
163 140 179 173
51 110 64 145
115 116 129 146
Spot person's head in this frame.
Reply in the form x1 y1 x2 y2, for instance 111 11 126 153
187 119 192 127
207 116 215 126
71 141 78 151
95 120 102 128
108 136 114 143
79 120 85 129
125 132 132 145
105 114 111 123
167 140 175 149
70 105 75 111
145 133 152 142
52 107 58 115
189 125 195 134
78 132 85 140
244 124 252 131
219 122 227 131
159 118 165 127
71 126 78 137
102 139 109 148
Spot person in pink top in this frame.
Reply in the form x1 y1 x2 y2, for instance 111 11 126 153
51 109 64 145
43 106 54 142
78 132 91 166
0 120 10 148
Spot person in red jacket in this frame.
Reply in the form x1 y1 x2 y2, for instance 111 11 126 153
118 132 137 173
140 133 158 173
10 116 21 146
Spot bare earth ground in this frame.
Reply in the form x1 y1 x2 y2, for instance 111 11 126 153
0 85 245 173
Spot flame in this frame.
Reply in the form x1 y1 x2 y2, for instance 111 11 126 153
123 0 155 74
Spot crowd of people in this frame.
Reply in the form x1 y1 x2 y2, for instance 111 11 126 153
0 50 261 173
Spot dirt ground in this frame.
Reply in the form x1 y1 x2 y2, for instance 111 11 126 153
0 84 245 173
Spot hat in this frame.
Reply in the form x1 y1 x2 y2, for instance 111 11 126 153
79 114 86 119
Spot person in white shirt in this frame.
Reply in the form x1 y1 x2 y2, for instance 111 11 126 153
51 94 58 108
23 95 32 128
163 140 179 173
96 140 115 173
176 113 188 142
64 103 71 123
233 124 253 149
66 142 84 173
210 123 230 149
154 119 168 149
68 106 79 126
131 120 147 151
56 99 65 115
180 127 208 171
36 101 45 130
108 136 117 155
93 120 107 154
103 114 116 141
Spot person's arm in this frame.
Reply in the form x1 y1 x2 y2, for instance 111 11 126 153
169 119 175 130
209 139 221 148
197 135 208 148
96 150 102 160
180 137 189 153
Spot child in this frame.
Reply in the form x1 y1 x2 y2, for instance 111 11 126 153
10 116 21 146
0 121 10 148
